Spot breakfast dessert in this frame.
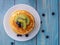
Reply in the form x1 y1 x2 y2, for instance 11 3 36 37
9 10 35 35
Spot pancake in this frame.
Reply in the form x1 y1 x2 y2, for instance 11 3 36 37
9 10 35 35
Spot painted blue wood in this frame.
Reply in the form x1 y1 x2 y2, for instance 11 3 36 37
37 0 58 45
49 0 58 45
0 0 58 45
0 0 14 45
37 0 48 45
0 0 4 45
14 0 37 45
58 0 60 45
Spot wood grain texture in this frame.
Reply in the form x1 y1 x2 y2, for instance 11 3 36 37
37 0 58 45
50 0 58 45
14 0 37 45
58 0 60 45
37 0 48 45
0 0 58 45
0 0 14 45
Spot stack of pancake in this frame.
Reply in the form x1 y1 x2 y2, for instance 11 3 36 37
9 10 35 35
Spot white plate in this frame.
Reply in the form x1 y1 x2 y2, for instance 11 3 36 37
3 4 41 41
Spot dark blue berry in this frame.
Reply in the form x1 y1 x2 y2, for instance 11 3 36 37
41 21 42 24
25 34 29 37
52 12 55 15
17 34 22 37
11 42 14 45
46 36 49 39
16 21 21 27
42 13 45 17
41 30 45 32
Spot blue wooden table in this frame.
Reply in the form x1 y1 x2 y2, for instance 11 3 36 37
0 0 58 45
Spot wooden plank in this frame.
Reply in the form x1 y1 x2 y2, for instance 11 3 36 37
37 0 58 45
0 0 4 45
58 0 60 45
14 0 37 45
0 0 14 45
37 0 47 45
50 0 58 45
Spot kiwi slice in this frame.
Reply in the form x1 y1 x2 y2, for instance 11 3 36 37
15 14 30 27
19 14 26 19
25 17 30 25
18 19 26 29
19 14 30 25
15 15 19 22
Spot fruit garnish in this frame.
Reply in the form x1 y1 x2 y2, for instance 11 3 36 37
19 14 30 25
25 34 29 37
16 21 22 27
25 16 30 25
15 14 30 29
19 14 26 19
17 34 22 37
18 19 26 29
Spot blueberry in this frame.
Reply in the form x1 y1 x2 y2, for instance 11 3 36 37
52 12 55 15
25 34 29 37
16 21 19 25
42 13 45 17
46 35 49 39
16 21 21 27
17 34 22 37
41 30 45 32
41 21 42 24
11 42 14 45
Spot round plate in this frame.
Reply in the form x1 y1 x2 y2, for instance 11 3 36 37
3 4 41 41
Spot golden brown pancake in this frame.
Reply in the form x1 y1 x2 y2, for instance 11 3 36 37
9 10 35 35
